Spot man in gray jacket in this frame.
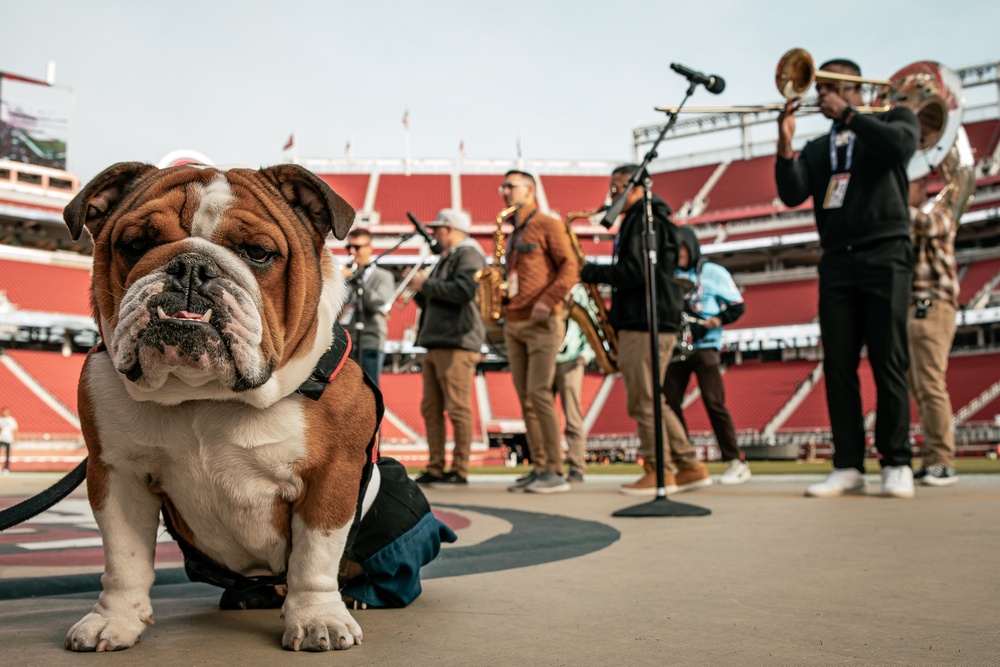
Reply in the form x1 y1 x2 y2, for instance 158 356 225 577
343 228 395 386
409 209 487 486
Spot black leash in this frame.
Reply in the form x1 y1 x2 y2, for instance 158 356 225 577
0 457 88 532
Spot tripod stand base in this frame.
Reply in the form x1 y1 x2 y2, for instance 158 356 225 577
613 495 711 518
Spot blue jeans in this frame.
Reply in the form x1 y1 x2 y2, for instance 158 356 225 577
360 349 385 387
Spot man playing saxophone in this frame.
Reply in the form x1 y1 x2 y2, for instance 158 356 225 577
500 170 579 494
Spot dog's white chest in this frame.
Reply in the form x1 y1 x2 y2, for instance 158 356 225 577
88 354 308 574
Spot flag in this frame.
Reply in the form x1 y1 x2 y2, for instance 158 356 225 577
283 133 294 151
345 136 352 156
402 109 409 130
459 138 466 157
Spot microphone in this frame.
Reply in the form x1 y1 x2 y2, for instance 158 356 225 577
407 212 443 254
670 63 726 95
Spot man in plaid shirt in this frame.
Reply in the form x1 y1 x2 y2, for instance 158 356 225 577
907 141 975 487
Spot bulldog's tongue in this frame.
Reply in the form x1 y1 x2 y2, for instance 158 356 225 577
157 306 213 323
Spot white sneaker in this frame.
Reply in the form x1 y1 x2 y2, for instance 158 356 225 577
719 459 751 485
881 465 915 498
804 468 867 497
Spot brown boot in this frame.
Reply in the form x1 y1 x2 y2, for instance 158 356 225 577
621 462 679 496
675 461 712 493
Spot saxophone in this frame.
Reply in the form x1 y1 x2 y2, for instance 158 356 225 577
564 210 619 374
475 204 519 323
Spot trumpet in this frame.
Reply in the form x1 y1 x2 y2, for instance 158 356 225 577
656 47 894 115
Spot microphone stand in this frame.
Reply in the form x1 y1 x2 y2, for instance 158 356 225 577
345 231 429 376
606 81 711 518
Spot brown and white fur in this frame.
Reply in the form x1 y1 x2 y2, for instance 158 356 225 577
63 163 377 652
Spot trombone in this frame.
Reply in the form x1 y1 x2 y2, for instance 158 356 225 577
656 48 895 115
384 252 434 313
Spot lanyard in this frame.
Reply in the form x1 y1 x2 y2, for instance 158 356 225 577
506 209 536 271
829 128 856 173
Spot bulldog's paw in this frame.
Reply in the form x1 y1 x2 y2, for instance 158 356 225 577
281 602 363 652
64 610 152 652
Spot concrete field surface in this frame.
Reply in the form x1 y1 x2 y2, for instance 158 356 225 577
1 472 998 666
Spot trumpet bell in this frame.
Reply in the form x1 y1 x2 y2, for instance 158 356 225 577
884 61 965 181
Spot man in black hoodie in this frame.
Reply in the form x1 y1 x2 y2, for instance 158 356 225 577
775 58 920 499
580 164 710 495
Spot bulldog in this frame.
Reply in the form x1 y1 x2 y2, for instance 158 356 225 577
62 162 380 652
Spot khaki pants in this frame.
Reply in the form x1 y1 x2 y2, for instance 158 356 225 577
618 330 698 468
421 348 481 477
555 356 587 475
504 316 566 474
908 300 956 468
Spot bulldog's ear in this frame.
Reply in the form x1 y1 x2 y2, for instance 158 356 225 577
260 165 356 241
64 162 157 241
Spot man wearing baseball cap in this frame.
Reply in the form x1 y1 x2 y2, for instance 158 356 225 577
409 209 487 486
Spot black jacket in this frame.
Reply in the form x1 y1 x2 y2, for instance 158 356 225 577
414 239 487 351
580 194 685 333
775 106 919 252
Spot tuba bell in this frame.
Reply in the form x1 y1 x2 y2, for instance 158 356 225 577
564 209 619 374
880 61 966 181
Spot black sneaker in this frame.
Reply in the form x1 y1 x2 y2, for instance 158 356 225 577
431 471 468 487
414 471 444 485
567 470 585 483
918 464 958 487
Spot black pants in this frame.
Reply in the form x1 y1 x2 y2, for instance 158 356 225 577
818 237 913 471
663 348 742 462
0 441 9 471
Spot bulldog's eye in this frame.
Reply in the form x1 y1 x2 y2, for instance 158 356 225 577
119 237 150 262
242 245 275 265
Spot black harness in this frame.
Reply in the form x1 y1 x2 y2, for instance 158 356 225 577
163 322 384 592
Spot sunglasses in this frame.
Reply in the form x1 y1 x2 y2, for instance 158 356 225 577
346 244 369 251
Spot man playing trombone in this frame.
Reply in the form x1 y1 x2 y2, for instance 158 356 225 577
775 58 920 498
409 209 487 487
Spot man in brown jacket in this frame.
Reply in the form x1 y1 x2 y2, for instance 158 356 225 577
500 170 579 494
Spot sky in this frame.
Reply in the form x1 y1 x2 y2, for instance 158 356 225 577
3 0 999 183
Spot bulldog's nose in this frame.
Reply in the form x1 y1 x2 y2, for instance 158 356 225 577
166 254 220 289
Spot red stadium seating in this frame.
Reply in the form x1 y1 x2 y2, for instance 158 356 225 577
0 358 80 440
373 174 451 224
958 256 1000 306
540 175 608 220
6 350 86 413
779 359 877 433
0 259 91 315
964 119 1000 164
483 371 521 420
649 163 718 214
729 279 818 329
316 174 369 212
702 156 779 214
385 299 419 342
682 360 816 435
460 174 505 223
587 376 633 439
943 353 1000 418
965 394 1000 424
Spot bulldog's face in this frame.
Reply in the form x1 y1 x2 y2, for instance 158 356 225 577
65 163 354 400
